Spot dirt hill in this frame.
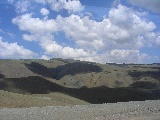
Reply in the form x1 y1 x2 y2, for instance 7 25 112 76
0 59 160 108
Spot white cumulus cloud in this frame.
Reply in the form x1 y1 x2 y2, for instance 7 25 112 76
108 49 148 63
12 14 59 36
155 36 160 46
49 0 84 13
12 4 157 63
56 5 156 50
14 0 31 13
129 0 160 13
40 55 50 60
40 8 50 16
34 0 46 4
0 37 37 59
12 13 91 59
40 39 91 58
94 49 148 64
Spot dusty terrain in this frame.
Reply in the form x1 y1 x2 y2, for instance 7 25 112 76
0 59 160 108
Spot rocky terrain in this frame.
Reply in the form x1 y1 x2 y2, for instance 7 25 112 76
0 100 160 120
0 59 160 108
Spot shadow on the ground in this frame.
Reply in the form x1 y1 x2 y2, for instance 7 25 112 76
129 81 160 89
53 62 102 80
128 70 160 80
0 76 61 94
0 76 159 104
24 62 55 78
0 73 6 89
0 73 5 78
25 62 102 80
132 66 160 70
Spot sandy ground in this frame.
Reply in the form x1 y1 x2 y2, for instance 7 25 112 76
0 100 159 120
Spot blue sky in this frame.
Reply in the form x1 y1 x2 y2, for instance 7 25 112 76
0 0 160 63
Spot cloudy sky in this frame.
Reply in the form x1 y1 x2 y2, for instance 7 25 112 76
0 0 160 63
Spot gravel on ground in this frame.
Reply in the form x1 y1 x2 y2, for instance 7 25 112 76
0 100 160 120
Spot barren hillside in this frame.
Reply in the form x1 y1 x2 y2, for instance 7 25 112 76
0 59 160 108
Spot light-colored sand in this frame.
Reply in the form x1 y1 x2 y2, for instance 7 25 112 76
0 100 159 120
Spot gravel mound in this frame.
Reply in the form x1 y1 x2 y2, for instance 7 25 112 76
0 100 160 120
